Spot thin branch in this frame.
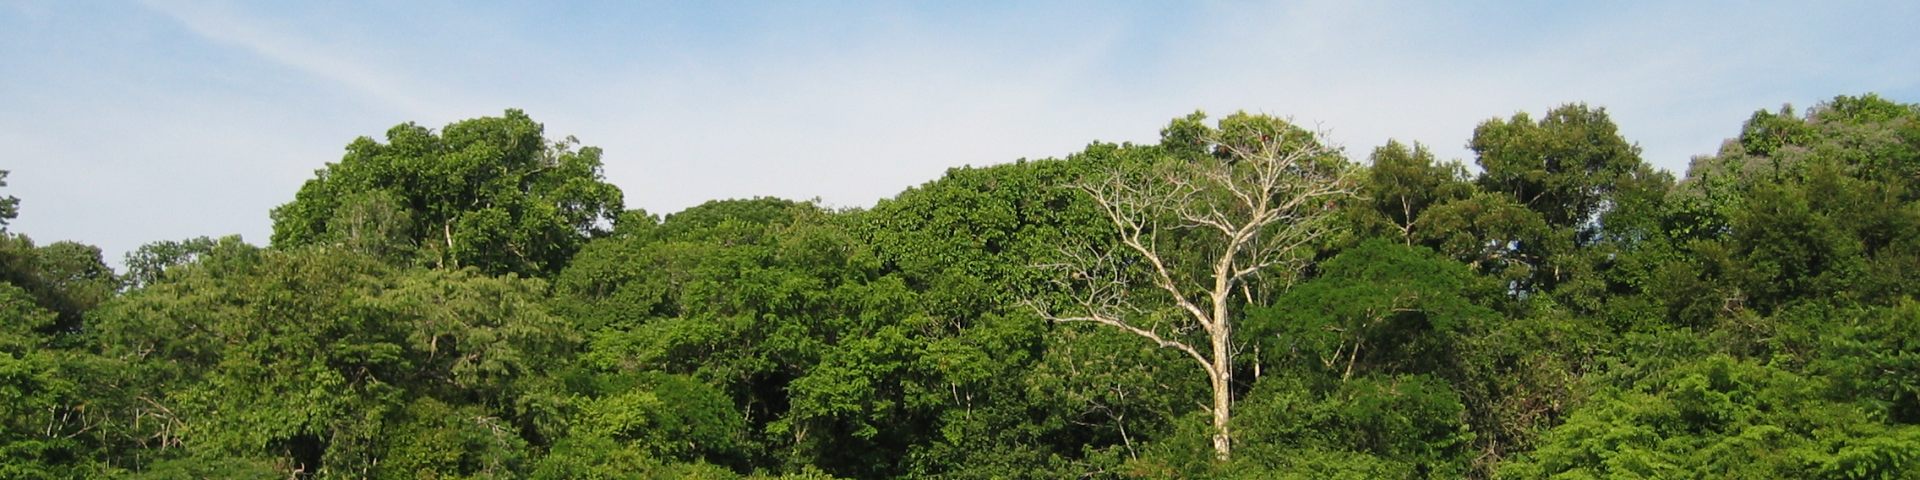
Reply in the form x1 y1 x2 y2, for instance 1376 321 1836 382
1041 309 1214 378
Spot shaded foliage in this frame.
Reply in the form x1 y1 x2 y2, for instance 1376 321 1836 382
3 96 1918 479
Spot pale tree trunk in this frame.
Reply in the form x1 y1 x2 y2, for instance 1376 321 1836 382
1034 114 1354 462
1207 249 1238 460
1210 310 1234 459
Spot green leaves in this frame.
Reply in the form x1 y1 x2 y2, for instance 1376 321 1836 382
1255 240 1495 380
1229 373 1474 479
0 171 18 229
1504 356 1920 480
271 109 623 277
0 233 117 335
1471 104 1647 232
0 238 142 477
89 246 573 477
1354 141 1473 243
1490 94 1920 480
9 98 1920 479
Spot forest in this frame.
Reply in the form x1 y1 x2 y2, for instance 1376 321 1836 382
4 93 1920 479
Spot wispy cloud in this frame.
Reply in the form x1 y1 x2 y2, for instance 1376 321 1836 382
1150 0 1920 171
6 0 1916 267
133 0 450 119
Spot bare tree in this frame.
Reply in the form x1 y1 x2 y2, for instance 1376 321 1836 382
1033 113 1356 461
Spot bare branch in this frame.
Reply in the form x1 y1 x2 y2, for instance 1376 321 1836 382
1042 310 1215 379
1036 114 1356 461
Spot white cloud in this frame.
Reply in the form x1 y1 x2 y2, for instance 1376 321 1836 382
133 0 453 119
6 0 1916 267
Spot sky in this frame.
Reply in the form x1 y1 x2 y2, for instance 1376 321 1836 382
3 1 1917 267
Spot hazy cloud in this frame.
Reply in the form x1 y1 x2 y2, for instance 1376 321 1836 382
2 0 1915 267
133 0 453 118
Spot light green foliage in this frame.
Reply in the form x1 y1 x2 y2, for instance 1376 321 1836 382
1504 355 1920 480
271 109 623 277
531 434 735 480
377 397 531 479
0 234 136 476
568 372 744 461
1818 302 1920 426
329 189 417 263
532 433 843 480
89 244 572 478
1023 321 1211 471
1698 94 1919 194
120 457 279 480
0 282 76 479
5 98 1918 479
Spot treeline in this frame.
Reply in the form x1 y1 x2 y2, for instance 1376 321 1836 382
3 95 1919 479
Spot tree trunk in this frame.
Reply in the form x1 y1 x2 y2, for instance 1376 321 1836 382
1210 338 1233 461
1209 292 1234 461
1036 113 1354 466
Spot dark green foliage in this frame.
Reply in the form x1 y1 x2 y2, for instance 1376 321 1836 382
1413 191 1560 288
0 234 117 335
1252 240 1496 381
121 457 280 480
1352 141 1474 243
1229 373 1474 479
8 98 1920 478
554 199 917 477
1675 94 1920 317
1471 104 1646 232
0 171 18 228
863 150 1117 310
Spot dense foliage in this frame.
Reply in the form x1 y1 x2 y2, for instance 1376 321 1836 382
3 96 1918 478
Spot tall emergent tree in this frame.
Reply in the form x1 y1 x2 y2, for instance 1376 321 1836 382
271 109 624 277
1036 112 1355 460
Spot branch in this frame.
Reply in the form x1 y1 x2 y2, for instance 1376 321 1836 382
1073 176 1217 327
1038 307 1215 379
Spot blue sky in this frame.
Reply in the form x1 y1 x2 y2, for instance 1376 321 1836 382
4 1 1917 266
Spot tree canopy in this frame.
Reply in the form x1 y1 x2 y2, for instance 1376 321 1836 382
271 109 624 277
3 94 1919 479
